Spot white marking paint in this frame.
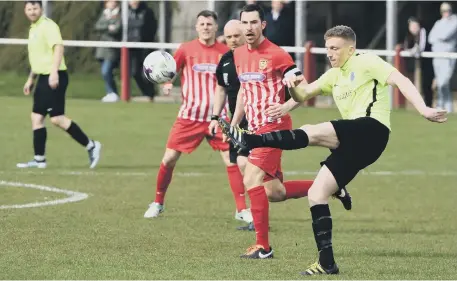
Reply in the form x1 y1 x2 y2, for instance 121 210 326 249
0 180 88 209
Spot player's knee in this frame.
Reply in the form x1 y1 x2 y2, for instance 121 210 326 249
162 151 180 168
307 186 329 206
162 157 178 168
243 173 262 189
265 188 286 202
50 116 66 128
300 123 339 149
237 158 247 174
31 113 44 128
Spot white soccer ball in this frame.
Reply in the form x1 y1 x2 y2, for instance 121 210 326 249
143 50 177 84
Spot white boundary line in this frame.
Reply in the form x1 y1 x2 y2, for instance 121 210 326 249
0 180 89 209
0 169 456 177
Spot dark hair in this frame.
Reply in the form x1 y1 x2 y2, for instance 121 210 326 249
24 0 42 6
407 17 421 26
196 10 218 21
324 25 356 42
240 3 265 21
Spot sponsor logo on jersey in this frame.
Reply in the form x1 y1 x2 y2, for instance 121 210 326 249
192 63 217 73
238 72 266 82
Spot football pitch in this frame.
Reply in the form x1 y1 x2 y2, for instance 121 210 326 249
0 96 456 279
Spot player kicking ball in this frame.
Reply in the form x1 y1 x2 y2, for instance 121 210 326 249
217 4 352 260
220 25 447 274
18 1 101 169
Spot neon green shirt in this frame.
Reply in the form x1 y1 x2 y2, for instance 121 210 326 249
28 16 67 75
317 52 395 130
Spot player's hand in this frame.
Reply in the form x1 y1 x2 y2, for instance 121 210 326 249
222 133 230 143
208 120 218 136
163 83 172 96
421 107 447 123
108 24 117 32
49 71 59 89
23 79 33 96
282 74 304 88
266 103 287 120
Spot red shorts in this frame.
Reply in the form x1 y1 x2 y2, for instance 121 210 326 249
248 118 292 183
166 118 229 153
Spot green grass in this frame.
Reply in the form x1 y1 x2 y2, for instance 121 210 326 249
0 96 456 279
0 72 171 101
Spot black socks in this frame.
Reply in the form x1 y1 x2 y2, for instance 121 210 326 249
66 122 90 148
33 127 47 160
310 204 335 269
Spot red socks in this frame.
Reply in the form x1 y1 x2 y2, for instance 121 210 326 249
226 165 247 211
154 163 174 205
284 180 313 199
247 186 270 251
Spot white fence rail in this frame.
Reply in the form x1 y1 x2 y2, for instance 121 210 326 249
2 38 457 59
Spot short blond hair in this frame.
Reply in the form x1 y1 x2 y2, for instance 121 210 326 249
324 25 356 43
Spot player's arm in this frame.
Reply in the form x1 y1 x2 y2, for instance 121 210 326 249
51 44 64 74
212 57 229 118
45 23 64 89
230 87 245 126
213 84 227 117
208 84 227 135
287 80 321 103
265 97 301 120
367 54 447 123
275 50 322 103
163 45 185 95
23 71 36 95
387 70 446 122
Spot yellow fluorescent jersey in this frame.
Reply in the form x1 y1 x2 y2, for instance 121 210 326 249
317 52 396 130
28 16 67 74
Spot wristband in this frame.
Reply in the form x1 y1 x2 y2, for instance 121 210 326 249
211 115 219 121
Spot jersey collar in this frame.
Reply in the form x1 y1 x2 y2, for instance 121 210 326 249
340 52 357 71
31 15 45 28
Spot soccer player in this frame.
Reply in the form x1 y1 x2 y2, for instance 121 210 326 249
143 10 252 226
18 0 102 169
222 25 447 274
217 4 351 259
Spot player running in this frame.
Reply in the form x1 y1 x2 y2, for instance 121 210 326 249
222 25 447 274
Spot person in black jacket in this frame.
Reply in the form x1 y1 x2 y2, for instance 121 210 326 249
128 0 158 102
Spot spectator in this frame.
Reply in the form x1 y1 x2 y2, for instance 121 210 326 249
215 1 244 43
264 0 295 59
128 0 158 102
428 2 457 112
95 0 122 103
404 17 434 107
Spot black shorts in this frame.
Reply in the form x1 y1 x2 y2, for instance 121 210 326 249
321 117 390 188
33 71 69 117
229 117 250 164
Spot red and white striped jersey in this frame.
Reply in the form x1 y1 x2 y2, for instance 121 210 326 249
173 39 230 122
233 39 299 132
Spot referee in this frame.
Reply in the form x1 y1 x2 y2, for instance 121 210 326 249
17 1 101 169
210 20 249 169
209 20 253 231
